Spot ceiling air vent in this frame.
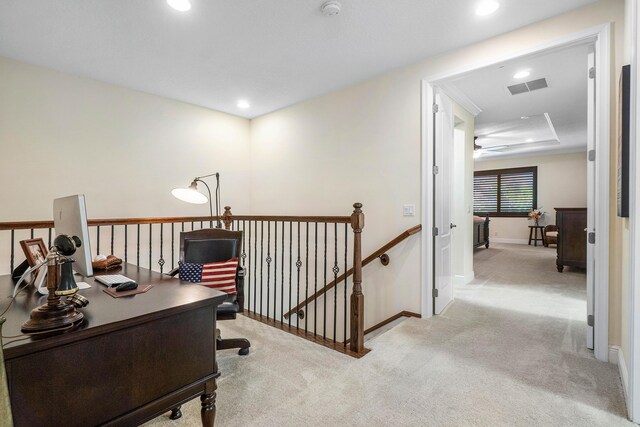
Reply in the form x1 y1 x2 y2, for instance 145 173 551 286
507 78 548 95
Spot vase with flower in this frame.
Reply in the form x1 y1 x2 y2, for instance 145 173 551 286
529 207 545 226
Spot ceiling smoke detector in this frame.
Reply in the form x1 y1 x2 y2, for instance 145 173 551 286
321 1 341 16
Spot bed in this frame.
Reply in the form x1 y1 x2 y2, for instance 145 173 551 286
473 215 490 249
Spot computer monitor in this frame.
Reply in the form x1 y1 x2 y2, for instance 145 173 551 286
53 195 93 277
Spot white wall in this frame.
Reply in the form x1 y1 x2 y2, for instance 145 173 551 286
0 56 252 221
474 152 588 241
250 0 625 333
0 0 628 346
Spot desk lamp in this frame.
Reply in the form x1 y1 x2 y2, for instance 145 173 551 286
172 173 222 228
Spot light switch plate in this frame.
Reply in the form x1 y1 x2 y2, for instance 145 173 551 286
403 204 415 217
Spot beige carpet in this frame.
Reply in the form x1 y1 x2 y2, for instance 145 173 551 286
145 243 630 426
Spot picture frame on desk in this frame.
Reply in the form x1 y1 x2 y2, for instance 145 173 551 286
19 238 48 269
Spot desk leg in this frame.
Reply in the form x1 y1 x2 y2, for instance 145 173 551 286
528 227 533 245
201 379 217 427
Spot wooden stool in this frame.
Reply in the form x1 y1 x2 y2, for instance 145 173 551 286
528 225 546 247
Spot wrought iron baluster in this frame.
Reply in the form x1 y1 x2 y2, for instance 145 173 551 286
273 221 277 320
344 223 348 347
281 221 285 324
10 230 15 273
260 221 264 317
289 221 293 328
247 220 252 314
158 223 165 273
314 222 318 336
333 223 339 343
266 221 271 320
181 222 185 232
253 221 258 315
30 229 34 239
124 225 128 263
304 222 309 334
191 222 194 231
136 224 140 266
171 223 175 270
323 223 327 340
48 228 52 249
110 225 114 255
200 221 203 229
296 222 301 330
241 221 247 312
149 224 153 270
96 226 100 254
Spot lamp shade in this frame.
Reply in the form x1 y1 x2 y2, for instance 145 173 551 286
171 182 208 204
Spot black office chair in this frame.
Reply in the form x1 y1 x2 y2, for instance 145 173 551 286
168 228 251 356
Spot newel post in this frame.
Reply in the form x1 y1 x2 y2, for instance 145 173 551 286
222 206 233 230
350 202 365 353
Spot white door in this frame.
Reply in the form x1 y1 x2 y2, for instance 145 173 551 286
434 90 455 314
586 49 596 349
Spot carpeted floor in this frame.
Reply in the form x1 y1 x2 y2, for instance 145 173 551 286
145 243 630 426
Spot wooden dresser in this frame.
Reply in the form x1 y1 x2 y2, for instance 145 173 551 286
555 208 587 272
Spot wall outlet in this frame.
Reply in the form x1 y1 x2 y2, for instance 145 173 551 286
403 204 415 217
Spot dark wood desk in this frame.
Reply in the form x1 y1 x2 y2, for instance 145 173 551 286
1 264 227 426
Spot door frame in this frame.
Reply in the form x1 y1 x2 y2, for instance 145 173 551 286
628 0 640 420
420 23 611 363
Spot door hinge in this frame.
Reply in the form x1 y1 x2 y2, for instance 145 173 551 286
433 288 439 298
589 67 596 79
433 165 439 175
588 149 596 162
588 232 596 244
433 103 439 113
587 314 594 327
433 226 439 236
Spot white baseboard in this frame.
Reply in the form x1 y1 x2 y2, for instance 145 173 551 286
610 345 620 365
454 271 475 286
491 238 529 245
611 345 631 418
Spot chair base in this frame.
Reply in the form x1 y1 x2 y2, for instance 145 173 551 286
216 329 251 356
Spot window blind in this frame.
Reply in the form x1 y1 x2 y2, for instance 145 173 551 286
473 167 537 217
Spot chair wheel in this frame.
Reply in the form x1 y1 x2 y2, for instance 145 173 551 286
170 407 182 420
238 347 250 356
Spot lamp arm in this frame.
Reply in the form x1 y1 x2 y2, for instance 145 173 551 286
194 178 214 228
215 173 221 228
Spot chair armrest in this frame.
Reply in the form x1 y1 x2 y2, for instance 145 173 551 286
167 267 179 277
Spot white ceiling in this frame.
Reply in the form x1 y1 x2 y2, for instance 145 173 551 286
0 0 596 118
443 42 590 159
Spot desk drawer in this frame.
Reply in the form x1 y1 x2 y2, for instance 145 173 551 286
7 306 216 427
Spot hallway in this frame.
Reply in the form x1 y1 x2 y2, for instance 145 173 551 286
146 243 629 426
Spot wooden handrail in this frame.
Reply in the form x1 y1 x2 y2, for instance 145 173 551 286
284 224 422 319
0 214 351 231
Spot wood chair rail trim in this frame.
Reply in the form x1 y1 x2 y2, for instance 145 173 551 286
283 224 422 319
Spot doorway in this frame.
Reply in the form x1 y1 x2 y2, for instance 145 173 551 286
421 24 611 362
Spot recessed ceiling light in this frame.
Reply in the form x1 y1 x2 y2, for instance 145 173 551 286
237 100 250 109
476 1 500 16
513 70 531 79
167 0 191 12
526 138 534 143
521 116 529 120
